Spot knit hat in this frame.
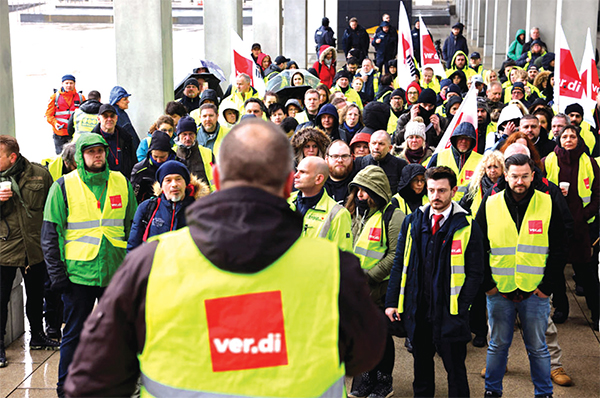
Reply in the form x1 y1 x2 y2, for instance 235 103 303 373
440 79 452 90
322 17 329 26
477 97 490 113
565 103 584 116
417 88 437 105
149 130 173 152
156 160 190 185
391 88 406 102
512 82 525 94
404 120 426 141
176 115 197 135
184 78 200 89
62 74 76 82
447 84 462 96
285 98 302 110
335 69 352 81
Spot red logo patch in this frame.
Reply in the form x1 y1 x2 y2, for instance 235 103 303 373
368 228 382 241
464 170 474 180
528 220 543 234
451 240 462 255
205 291 288 372
109 195 122 209
584 177 590 189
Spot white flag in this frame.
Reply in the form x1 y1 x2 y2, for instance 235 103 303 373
579 28 598 128
396 1 418 90
434 84 479 155
419 17 445 78
230 30 266 97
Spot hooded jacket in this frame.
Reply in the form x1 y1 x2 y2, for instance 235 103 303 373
386 201 484 343
67 99 101 137
396 163 428 213
109 86 141 150
313 46 337 88
0 155 53 267
354 151 408 194
291 125 332 166
64 186 387 397
428 122 479 169
508 29 526 61
315 103 341 141
360 101 390 135
442 31 469 68
41 133 138 290
127 175 210 251
217 98 240 129
349 165 405 305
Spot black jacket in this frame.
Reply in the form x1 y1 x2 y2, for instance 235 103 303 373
91 123 137 179
354 153 408 194
533 130 556 159
67 99 101 137
64 186 387 397
342 24 370 59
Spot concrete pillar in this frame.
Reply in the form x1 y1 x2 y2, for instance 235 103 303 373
559 0 598 67
114 0 173 140
204 0 242 84
0 0 15 137
466 0 474 36
526 0 557 54
253 0 282 56
5 273 24 345
483 0 494 58
325 0 338 50
507 0 527 56
492 0 509 69
476 0 486 47
306 0 325 65
470 0 477 41
283 0 308 68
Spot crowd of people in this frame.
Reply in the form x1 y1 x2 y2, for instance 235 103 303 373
0 11 598 398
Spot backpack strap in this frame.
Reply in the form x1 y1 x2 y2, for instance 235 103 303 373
141 197 161 242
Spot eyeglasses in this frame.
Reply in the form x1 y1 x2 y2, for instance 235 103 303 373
328 154 352 160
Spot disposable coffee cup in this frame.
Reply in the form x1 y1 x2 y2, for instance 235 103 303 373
0 181 11 191
559 182 570 193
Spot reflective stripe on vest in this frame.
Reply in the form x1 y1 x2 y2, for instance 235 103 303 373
63 170 128 261
544 152 595 223
140 229 345 397
486 190 551 292
73 108 99 134
319 204 344 239
437 149 482 201
54 91 82 125
353 204 389 273
399 215 472 315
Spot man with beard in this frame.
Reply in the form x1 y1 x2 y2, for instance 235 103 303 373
175 116 215 191
325 140 357 204
486 81 505 122
519 115 555 158
177 78 201 113
386 89 406 135
197 104 230 156
476 98 496 154
395 89 448 148
289 156 353 251
355 131 407 193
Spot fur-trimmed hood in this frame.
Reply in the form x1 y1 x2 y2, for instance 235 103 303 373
319 45 337 64
291 126 331 163
152 173 210 200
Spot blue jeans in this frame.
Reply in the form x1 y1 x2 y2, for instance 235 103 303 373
57 283 104 394
485 292 552 397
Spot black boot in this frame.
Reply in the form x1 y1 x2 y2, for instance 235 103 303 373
348 371 376 398
368 371 393 398
0 341 6 368
29 331 60 350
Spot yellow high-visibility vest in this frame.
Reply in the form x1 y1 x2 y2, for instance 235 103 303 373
437 148 483 201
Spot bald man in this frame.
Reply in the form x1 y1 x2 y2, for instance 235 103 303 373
289 156 353 251
65 119 386 397
354 130 408 193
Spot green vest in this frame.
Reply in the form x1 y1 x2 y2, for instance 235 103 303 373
398 211 472 315
288 191 353 252
391 193 429 216
353 204 390 275
63 170 128 262
436 149 483 201
486 190 551 293
139 229 345 397
544 151 595 223
73 108 99 134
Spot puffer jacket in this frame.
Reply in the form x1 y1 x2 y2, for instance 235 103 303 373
0 156 53 267
349 165 405 306
312 45 337 88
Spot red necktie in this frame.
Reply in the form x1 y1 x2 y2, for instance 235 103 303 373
432 214 444 235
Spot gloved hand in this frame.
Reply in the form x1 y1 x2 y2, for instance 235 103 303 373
51 278 73 295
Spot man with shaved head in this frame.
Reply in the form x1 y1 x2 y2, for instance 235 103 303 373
354 130 408 193
289 155 353 251
65 119 386 397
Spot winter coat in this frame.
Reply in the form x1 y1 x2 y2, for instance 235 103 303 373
427 121 479 168
360 101 390 135
178 94 201 113
396 163 428 211
90 123 137 179
41 133 138 290
312 46 337 88
67 99 101 137
342 24 370 59
130 152 181 204
372 25 398 67
0 156 53 267
64 186 387 397
394 108 450 149
314 103 341 141
127 175 209 251
45 89 85 136
386 202 484 343
109 86 141 150
534 129 556 159
354 153 408 194
349 166 405 306
507 29 526 61
442 31 469 65
315 25 336 53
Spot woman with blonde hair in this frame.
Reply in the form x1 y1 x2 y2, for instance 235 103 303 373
459 150 505 216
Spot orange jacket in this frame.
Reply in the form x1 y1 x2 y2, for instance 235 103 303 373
45 89 85 136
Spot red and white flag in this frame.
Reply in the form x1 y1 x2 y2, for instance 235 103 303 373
396 1 418 90
579 28 599 127
230 30 266 97
433 84 479 155
419 16 445 78
554 25 585 112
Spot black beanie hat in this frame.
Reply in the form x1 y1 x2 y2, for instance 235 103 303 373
417 88 437 105
391 88 406 102
565 103 584 116
335 69 352 81
184 78 200 89
149 130 173 153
